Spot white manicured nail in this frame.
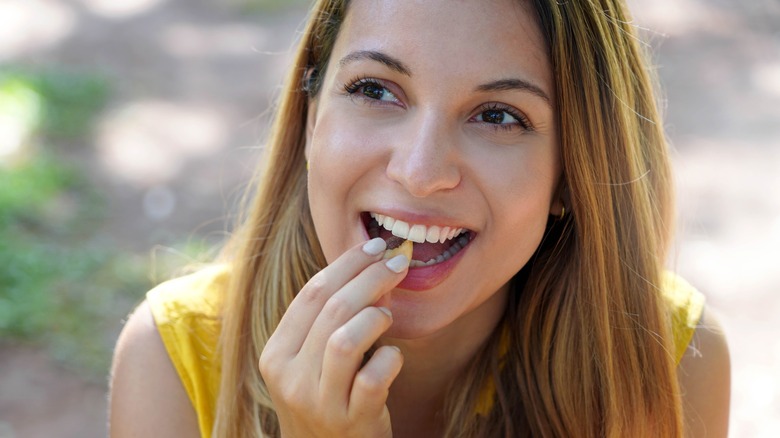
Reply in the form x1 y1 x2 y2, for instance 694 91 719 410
385 254 409 273
363 237 386 256
377 307 392 318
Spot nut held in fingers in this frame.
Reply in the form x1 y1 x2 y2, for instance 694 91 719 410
383 238 413 261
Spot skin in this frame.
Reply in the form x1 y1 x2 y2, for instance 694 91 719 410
678 309 732 437
297 0 559 435
109 301 201 437
305 0 559 342
108 0 731 436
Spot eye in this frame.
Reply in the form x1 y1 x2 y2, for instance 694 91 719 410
476 109 518 125
343 77 400 104
472 103 532 131
360 82 397 102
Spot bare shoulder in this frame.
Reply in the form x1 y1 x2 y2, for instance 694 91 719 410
678 306 731 438
109 300 201 437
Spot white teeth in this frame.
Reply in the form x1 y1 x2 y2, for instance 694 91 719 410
391 220 410 239
370 212 467 245
425 225 441 243
408 224 427 243
439 227 450 244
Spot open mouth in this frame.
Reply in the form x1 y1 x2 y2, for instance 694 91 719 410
362 212 474 268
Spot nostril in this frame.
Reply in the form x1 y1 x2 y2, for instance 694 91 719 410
386 160 461 198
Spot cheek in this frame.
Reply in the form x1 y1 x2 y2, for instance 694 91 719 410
478 199 548 302
306 114 387 262
476 146 559 260
309 112 388 173
308 114 386 205
476 144 559 214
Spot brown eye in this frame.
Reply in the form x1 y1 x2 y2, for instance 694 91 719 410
476 109 519 126
472 103 532 131
343 77 400 103
362 83 386 100
481 109 507 124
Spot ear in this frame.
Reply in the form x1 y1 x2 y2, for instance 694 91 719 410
549 177 568 217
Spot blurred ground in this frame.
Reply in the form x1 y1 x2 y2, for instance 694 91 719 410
0 0 778 436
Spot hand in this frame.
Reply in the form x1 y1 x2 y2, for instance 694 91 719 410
259 238 409 438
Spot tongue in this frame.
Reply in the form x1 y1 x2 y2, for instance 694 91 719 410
378 228 455 262
412 240 454 262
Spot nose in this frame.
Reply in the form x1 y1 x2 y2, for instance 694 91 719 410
385 112 462 198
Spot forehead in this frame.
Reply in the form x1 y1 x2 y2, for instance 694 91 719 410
332 0 551 89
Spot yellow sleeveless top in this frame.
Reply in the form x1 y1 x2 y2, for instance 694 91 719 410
147 265 704 438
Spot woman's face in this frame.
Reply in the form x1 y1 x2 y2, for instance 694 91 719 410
306 0 559 339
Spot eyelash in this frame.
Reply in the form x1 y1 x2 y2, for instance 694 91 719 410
478 103 533 132
342 76 393 100
341 76 533 132
343 75 370 93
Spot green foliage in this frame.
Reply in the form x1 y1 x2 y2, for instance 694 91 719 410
0 68 110 139
0 153 150 376
0 68 143 377
0 66 220 379
0 156 76 225
0 157 77 336
0 76 43 131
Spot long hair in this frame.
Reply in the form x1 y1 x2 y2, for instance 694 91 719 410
213 0 683 436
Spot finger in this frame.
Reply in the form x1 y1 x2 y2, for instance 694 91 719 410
348 345 404 420
319 306 393 410
299 255 408 364
267 238 387 357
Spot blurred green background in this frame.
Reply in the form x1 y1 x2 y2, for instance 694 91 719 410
0 1 311 435
1 0 779 436
0 68 217 376
1 69 127 374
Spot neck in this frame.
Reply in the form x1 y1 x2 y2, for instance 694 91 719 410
381 288 508 437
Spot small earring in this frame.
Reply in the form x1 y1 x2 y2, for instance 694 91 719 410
559 206 566 220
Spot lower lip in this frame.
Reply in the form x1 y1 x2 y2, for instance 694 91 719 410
396 242 469 291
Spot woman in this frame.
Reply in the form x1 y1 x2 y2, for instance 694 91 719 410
109 0 731 436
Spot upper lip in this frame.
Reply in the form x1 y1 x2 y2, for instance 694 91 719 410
367 211 472 243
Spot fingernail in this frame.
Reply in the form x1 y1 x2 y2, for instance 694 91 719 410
377 306 392 318
363 237 386 256
385 254 409 273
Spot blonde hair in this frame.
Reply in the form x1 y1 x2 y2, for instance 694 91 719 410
214 0 683 436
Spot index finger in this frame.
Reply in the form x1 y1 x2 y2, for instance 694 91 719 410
265 238 388 357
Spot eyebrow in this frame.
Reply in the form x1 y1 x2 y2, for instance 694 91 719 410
475 79 552 105
339 50 412 76
339 49 551 106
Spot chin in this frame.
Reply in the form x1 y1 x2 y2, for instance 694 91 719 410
379 290 470 340
381 316 446 340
